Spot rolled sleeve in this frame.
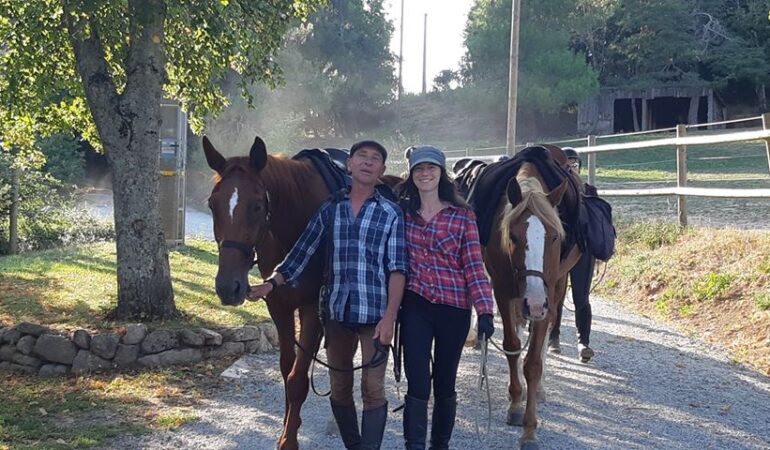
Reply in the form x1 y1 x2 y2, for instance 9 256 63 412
460 213 495 316
275 201 331 284
386 209 409 275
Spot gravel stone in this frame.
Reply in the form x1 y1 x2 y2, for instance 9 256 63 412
96 297 770 450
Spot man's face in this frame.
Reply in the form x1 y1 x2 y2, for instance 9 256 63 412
348 147 386 186
567 158 581 175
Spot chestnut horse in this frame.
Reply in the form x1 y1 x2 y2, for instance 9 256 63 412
481 157 582 450
203 135 330 450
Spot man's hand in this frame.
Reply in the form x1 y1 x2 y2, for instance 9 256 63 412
247 282 272 301
477 314 494 341
373 316 396 346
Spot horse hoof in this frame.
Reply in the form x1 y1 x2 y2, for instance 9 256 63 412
519 439 540 450
507 409 525 426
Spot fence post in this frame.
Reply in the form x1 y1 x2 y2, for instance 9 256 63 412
9 167 19 254
586 135 597 186
762 112 770 175
676 124 688 227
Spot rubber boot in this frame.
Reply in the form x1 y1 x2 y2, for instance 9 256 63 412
429 395 456 450
331 399 362 450
361 402 388 450
403 395 428 449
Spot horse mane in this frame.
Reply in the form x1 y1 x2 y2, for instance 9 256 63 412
499 164 565 248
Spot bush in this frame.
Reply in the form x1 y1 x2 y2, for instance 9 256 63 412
622 220 684 249
39 133 86 185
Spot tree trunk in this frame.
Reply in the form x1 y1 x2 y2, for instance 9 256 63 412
631 98 640 132
65 0 176 320
688 95 699 125
758 84 767 112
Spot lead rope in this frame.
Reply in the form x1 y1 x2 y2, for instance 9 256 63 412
475 338 493 443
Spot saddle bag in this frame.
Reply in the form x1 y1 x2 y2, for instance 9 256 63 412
580 193 616 261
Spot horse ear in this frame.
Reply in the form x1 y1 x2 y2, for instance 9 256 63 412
202 136 226 175
506 178 522 205
249 136 268 173
548 179 569 206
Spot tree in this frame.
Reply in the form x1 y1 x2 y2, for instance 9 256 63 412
0 0 320 320
462 0 599 114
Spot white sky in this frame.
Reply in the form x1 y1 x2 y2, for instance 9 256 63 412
383 0 474 94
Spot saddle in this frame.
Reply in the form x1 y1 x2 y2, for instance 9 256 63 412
460 146 584 255
293 148 352 194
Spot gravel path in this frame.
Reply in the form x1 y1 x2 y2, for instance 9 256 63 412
103 297 770 449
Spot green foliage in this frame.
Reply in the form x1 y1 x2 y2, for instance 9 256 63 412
38 133 86 185
692 272 732 301
755 292 770 311
623 220 683 249
759 257 770 275
462 0 599 113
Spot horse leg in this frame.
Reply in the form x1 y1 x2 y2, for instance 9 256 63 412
520 320 548 449
278 302 323 450
267 302 299 450
500 300 525 426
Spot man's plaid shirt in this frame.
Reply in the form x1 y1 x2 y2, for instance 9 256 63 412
276 189 408 325
405 206 494 316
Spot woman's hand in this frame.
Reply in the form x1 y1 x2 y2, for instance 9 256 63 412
247 282 272 301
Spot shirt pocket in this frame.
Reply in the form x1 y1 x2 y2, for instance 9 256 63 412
431 223 461 258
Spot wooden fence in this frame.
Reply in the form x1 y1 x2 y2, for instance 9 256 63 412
446 113 770 227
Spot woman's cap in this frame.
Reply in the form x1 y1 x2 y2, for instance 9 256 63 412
408 145 446 171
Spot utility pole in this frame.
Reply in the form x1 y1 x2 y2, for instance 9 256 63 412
397 0 404 99
422 13 427 95
505 0 522 156
9 167 19 254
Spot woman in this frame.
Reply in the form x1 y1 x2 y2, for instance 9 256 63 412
397 145 495 450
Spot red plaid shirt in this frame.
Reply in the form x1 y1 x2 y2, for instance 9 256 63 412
405 206 494 316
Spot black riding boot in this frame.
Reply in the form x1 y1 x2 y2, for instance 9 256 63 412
403 395 428 449
429 395 457 450
361 402 388 450
331 399 362 450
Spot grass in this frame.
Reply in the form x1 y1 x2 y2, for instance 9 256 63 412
0 239 270 331
595 219 770 375
0 360 231 449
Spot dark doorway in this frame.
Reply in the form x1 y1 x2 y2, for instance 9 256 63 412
613 99 637 133
648 97 690 128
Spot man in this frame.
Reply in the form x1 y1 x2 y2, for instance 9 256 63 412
548 147 596 363
250 140 408 449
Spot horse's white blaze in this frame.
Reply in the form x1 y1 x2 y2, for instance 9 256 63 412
228 188 239 222
525 216 547 309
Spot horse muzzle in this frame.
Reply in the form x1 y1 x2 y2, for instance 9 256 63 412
215 272 250 306
523 297 548 321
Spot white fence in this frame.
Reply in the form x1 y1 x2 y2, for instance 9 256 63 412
447 113 770 227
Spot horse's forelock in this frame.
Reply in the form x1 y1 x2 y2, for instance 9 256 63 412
500 179 565 250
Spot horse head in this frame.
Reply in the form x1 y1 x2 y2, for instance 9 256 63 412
203 135 271 306
501 162 568 321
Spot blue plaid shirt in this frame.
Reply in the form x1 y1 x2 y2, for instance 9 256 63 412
276 189 408 325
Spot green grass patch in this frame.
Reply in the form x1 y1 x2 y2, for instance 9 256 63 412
0 239 269 331
755 293 770 311
0 361 228 449
692 272 732 302
621 220 685 249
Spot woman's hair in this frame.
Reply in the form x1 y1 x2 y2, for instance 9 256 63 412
397 166 468 219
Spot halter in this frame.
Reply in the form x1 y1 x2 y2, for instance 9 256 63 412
514 268 549 289
218 190 272 269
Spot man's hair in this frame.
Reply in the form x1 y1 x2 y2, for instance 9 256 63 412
350 140 387 162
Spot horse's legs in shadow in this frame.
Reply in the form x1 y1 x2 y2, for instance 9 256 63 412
278 302 322 450
501 299 525 426
267 300 300 450
520 320 548 448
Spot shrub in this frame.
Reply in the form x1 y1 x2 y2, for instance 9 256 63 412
692 272 732 302
623 220 684 249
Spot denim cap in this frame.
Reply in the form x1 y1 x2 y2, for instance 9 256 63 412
408 145 446 171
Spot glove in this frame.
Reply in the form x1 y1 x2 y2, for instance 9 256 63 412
477 314 494 341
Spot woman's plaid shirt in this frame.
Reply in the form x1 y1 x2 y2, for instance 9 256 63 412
276 190 408 325
405 206 494 316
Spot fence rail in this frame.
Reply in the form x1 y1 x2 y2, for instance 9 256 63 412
446 113 770 227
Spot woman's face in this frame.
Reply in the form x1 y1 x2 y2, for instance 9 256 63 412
412 162 442 194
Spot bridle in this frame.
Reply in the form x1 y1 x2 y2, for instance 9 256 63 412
218 190 272 269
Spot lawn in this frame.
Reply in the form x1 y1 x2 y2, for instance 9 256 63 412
0 239 270 331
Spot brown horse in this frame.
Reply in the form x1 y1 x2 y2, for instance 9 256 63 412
482 157 582 450
203 135 329 450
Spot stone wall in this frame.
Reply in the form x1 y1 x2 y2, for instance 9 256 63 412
0 322 278 377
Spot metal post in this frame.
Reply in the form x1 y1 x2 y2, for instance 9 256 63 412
9 167 19 254
762 112 770 175
676 124 688 227
587 135 597 186
397 0 404 99
421 13 427 95
505 0 521 156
